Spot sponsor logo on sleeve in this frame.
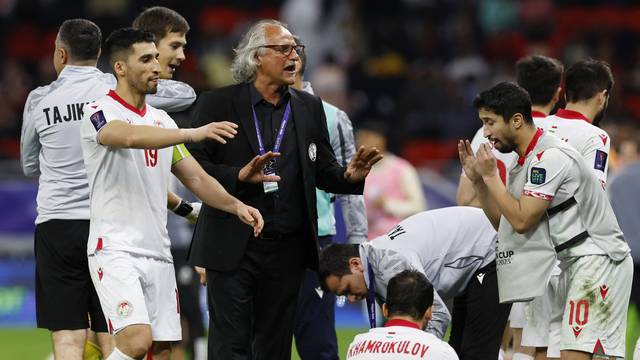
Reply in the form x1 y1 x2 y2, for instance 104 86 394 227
90 110 107 131
530 167 546 185
594 150 608 172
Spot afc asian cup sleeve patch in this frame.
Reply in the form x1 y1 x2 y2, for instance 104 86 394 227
530 167 546 185
594 150 608 172
90 110 107 131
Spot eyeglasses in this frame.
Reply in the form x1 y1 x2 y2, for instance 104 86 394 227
259 44 305 56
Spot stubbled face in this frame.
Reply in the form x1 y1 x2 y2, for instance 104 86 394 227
156 31 186 79
325 266 369 303
256 25 299 86
592 92 610 127
121 42 161 94
479 108 518 153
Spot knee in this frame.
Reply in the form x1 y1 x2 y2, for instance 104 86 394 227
115 325 152 358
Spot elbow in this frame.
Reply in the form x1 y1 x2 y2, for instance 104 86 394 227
512 220 534 234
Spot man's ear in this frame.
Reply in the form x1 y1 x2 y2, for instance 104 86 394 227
423 305 433 322
348 257 363 271
511 113 524 129
553 86 562 105
599 89 609 107
113 60 126 78
57 47 68 66
382 303 389 319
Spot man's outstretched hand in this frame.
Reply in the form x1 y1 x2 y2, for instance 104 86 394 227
344 146 383 183
238 151 281 183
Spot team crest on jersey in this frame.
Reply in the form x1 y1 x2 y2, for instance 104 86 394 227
116 300 133 318
90 110 107 131
594 150 608 172
308 143 316 162
530 167 546 185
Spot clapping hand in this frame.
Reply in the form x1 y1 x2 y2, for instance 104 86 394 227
476 143 498 178
344 146 383 183
458 140 481 183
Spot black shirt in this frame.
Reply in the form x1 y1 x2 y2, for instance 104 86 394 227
249 84 306 234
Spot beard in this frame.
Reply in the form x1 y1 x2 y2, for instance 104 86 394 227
494 137 517 153
592 103 608 127
130 77 158 95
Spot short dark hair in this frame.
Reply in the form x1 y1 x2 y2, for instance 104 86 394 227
293 35 307 76
132 6 190 43
386 270 434 320
473 82 533 124
516 55 563 106
318 243 360 291
564 59 614 103
57 19 102 61
104 27 156 66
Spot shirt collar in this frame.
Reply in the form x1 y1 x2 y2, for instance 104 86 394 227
384 319 422 329
59 65 103 78
531 110 546 118
555 108 591 123
249 83 290 107
517 127 544 166
302 81 315 95
108 89 147 117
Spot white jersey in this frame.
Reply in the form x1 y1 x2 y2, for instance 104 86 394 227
20 65 196 224
536 109 610 187
346 321 459 360
363 206 497 338
81 90 190 262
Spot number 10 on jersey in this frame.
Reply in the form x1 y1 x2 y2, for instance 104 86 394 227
144 149 158 167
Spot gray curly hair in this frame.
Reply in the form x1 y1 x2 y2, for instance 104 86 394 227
230 19 288 84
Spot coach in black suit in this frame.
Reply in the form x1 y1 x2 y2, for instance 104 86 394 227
187 19 382 360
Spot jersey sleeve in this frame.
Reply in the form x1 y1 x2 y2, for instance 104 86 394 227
582 129 610 188
20 88 48 176
523 148 571 201
148 79 196 113
83 101 121 144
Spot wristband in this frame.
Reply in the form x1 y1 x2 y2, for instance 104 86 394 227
172 199 194 217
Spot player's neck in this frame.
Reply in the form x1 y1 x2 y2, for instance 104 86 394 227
253 76 285 105
564 102 596 123
531 104 551 117
386 315 425 329
114 84 146 111
516 124 540 158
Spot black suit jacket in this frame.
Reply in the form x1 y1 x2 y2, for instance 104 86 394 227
187 83 364 271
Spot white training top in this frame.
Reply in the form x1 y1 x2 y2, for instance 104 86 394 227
536 109 610 188
346 320 459 360
20 65 196 224
363 206 497 338
81 90 190 262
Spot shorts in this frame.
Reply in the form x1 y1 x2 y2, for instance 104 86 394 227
521 273 559 347
509 302 526 329
35 219 107 332
558 254 632 358
88 250 181 341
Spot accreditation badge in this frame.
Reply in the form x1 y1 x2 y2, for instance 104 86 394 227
262 159 279 193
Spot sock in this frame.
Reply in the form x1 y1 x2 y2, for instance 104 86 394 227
106 347 136 360
512 353 535 360
498 348 505 360
83 340 102 360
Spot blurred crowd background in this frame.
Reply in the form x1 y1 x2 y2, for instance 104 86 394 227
3 0 640 358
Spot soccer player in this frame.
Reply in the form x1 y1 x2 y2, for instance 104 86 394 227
291 35 368 360
345 270 458 360
80 28 263 360
319 206 510 359
460 82 631 359
19 19 198 360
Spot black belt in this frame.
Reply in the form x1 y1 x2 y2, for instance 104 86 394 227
547 197 577 218
554 231 589 253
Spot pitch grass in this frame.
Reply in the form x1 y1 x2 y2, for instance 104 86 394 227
2 314 640 360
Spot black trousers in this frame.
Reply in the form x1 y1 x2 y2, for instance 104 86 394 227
293 235 339 360
206 232 306 360
448 260 512 360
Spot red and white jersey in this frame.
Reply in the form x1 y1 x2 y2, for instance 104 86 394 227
81 90 187 262
346 319 459 360
536 109 610 187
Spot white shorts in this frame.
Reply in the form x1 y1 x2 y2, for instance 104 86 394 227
557 254 632 358
509 302 526 329
521 273 560 348
88 250 181 341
